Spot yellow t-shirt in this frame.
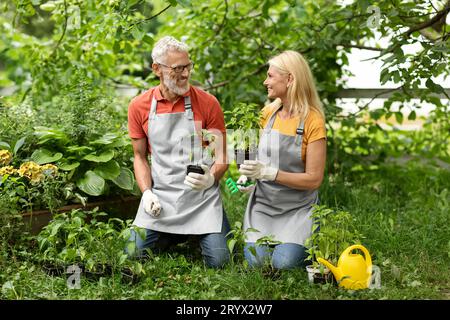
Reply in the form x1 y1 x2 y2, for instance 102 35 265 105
260 106 326 164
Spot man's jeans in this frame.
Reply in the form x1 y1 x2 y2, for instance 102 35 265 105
244 242 307 270
126 211 231 268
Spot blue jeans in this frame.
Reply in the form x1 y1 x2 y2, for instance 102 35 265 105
126 211 231 268
244 242 307 270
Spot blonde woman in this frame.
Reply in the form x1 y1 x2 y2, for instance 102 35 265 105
238 50 326 269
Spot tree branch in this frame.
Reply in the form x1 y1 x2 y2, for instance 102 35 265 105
362 1 450 61
215 0 228 35
204 63 268 91
404 1 450 37
21 0 69 103
50 0 68 58
127 4 171 30
339 44 384 51
339 86 406 119
313 13 370 33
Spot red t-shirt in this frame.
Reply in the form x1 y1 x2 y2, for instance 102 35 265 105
128 85 226 153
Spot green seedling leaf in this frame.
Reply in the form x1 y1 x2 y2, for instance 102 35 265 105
227 239 237 254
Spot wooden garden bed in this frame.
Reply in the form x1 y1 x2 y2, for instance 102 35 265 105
22 196 141 234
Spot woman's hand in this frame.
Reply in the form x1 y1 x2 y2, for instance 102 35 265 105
236 175 255 193
238 160 278 181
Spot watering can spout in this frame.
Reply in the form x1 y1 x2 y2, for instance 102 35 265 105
317 258 342 281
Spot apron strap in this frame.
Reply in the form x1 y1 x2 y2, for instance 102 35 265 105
149 97 157 120
264 104 283 133
264 105 304 146
184 96 193 120
295 120 305 146
149 95 193 119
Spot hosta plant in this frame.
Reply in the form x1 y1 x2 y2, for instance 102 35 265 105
31 128 135 197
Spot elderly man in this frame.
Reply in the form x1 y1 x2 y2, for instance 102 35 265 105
126 36 230 268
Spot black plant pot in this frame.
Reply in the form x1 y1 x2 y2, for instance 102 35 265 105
306 266 336 285
235 149 257 169
121 267 141 285
186 164 205 175
42 263 66 277
41 262 141 284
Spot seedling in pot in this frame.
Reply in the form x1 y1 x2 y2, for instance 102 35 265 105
185 129 217 176
186 164 204 175
304 205 364 286
224 102 262 168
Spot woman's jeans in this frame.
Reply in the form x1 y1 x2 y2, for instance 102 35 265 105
126 211 230 269
244 242 308 270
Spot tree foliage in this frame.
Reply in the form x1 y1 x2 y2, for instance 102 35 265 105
1 0 449 166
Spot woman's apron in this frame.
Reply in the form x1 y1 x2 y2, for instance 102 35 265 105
243 107 319 245
133 95 223 234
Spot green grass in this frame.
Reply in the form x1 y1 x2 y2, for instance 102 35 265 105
1 161 449 300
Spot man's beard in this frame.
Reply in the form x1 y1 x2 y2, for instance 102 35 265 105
163 73 190 95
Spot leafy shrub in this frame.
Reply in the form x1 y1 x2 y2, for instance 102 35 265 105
0 160 69 214
31 127 135 196
305 205 365 267
37 208 143 275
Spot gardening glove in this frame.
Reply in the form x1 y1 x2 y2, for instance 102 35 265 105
236 175 255 194
142 189 161 217
184 164 215 191
238 160 278 181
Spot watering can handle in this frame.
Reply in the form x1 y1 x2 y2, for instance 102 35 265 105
344 244 372 267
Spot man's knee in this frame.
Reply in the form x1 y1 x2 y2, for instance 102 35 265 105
204 248 230 268
124 228 158 259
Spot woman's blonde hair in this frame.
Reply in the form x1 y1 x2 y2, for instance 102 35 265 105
266 50 324 121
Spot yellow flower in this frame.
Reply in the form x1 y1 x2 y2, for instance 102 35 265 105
0 166 16 176
41 163 58 176
0 150 12 166
18 161 44 183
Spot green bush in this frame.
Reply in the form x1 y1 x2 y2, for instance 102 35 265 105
36 208 143 275
305 205 365 267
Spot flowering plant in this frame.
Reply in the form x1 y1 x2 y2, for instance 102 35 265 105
0 154 67 214
0 150 12 166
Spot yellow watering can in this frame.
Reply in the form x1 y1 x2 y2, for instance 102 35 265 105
317 244 372 290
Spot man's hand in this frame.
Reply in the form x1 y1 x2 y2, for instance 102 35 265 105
236 175 255 193
184 164 215 191
142 189 161 217
238 160 278 181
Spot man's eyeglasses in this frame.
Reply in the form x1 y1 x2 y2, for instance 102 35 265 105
157 62 194 73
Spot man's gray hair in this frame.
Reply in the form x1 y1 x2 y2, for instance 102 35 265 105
151 36 189 64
